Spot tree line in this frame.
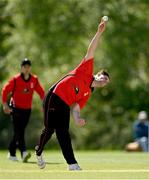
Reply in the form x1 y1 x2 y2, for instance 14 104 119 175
0 0 149 150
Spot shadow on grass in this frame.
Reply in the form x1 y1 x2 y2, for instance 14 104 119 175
25 161 63 165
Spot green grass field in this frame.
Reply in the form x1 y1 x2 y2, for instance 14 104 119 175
0 150 149 179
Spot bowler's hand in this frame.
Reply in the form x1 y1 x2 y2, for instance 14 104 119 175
72 103 86 127
3 103 12 114
75 118 86 127
98 20 106 34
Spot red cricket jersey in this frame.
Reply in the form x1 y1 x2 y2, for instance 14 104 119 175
1 73 45 109
53 58 94 109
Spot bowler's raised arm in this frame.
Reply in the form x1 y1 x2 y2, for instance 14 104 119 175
85 17 107 61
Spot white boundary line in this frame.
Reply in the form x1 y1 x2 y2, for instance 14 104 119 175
0 169 149 173
0 179 149 180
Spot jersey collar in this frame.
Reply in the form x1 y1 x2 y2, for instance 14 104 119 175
20 73 31 82
90 76 94 92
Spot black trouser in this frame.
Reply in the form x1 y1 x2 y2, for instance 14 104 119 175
36 93 77 165
9 108 31 156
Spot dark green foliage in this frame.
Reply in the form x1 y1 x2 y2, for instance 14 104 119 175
0 0 14 80
0 0 149 149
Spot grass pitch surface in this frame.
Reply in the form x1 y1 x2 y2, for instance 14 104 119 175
0 150 149 179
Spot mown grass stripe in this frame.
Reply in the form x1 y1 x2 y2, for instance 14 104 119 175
1 169 149 173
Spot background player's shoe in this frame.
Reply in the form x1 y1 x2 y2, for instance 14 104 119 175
68 163 82 170
7 153 18 161
22 151 31 162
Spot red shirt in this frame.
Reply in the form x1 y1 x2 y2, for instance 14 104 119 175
1 73 45 109
53 58 94 109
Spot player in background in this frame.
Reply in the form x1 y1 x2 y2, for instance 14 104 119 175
1 58 45 162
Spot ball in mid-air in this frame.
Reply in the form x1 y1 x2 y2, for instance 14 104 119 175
102 16 108 22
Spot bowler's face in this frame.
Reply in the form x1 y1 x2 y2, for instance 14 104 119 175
95 74 110 87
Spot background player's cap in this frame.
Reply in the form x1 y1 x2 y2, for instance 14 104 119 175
21 58 31 66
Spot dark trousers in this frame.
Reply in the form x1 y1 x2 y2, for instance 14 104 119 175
9 108 31 156
36 93 77 165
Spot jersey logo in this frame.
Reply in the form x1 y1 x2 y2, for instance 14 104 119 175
23 88 29 93
75 87 79 94
84 92 89 96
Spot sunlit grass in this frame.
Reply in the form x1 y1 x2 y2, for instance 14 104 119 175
0 150 149 179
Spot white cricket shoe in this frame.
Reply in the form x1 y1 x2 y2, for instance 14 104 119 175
68 163 82 170
22 151 31 162
7 153 18 161
36 154 46 169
